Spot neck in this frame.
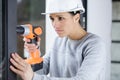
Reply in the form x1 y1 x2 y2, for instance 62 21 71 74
68 24 87 40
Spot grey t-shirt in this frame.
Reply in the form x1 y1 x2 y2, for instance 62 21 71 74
33 33 107 80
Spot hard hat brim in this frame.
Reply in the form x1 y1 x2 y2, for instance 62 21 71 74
41 8 85 15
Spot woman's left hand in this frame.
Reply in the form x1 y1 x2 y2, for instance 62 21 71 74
10 53 34 80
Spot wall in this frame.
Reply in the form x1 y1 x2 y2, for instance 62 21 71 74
46 15 57 53
87 0 112 80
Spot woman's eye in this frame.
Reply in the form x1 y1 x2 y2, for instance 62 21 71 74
58 17 64 21
50 17 54 21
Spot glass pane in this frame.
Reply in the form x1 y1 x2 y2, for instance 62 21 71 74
111 43 120 61
17 0 45 57
111 64 120 80
17 0 45 79
112 23 120 40
112 2 120 20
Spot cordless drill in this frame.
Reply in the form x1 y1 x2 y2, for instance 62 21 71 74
16 24 43 71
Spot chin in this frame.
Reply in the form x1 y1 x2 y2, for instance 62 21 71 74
58 34 66 38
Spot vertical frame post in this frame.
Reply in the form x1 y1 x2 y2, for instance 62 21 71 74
2 0 17 80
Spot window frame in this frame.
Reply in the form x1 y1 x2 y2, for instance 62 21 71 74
2 0 17 79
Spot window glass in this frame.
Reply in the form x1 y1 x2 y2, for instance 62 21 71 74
17 0 45 58
112 2 120 20
111 43 120 61
111 64 120 80
112 23 120 40
17 0 45 79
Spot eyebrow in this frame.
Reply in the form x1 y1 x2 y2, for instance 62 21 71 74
49 15 65 18
56 14 65 17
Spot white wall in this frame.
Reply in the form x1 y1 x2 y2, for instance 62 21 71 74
87 0 112 80
46 15 57 53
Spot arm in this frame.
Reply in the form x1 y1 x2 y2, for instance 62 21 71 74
33 39 107 80
10 37 51 80
24 37 50 75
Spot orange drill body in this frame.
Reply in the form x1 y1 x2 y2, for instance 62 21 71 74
16 24 43 65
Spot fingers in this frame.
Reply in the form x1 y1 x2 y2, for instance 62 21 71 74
23 37 30 42
11 53 26 67
10 53 28 71
10 65 23 76
10 53 34 80
23 37 41 43
23 37 41 53
24 44 37 52
10 58 25 71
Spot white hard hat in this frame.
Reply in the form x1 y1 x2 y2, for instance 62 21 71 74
42 0 85 15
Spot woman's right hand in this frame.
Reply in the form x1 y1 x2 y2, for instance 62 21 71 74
23 37 41 53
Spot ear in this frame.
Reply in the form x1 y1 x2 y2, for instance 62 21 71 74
73 14 80 23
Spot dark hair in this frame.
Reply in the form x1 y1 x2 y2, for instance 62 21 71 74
69 11 80 15
69 11 81 24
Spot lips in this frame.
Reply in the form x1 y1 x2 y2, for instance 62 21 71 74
55 29 63 33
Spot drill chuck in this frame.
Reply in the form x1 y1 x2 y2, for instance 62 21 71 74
16 25 31 36
16 26 24 35
16 24 42 39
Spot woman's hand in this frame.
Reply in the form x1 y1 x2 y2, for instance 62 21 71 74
10 53 34 80
23 37 41 53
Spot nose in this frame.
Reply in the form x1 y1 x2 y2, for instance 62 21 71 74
52 20 60 28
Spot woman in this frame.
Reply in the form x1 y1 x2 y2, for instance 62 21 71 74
10 0 107 80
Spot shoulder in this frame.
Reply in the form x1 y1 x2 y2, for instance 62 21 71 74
75 33 105 51
83 33 104 45
82 33 106 56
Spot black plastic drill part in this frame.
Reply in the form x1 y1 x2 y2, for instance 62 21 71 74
27 37 38 45
16 26 25 35
31 61 43 71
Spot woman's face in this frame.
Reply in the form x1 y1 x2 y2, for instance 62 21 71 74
49 12 79 37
